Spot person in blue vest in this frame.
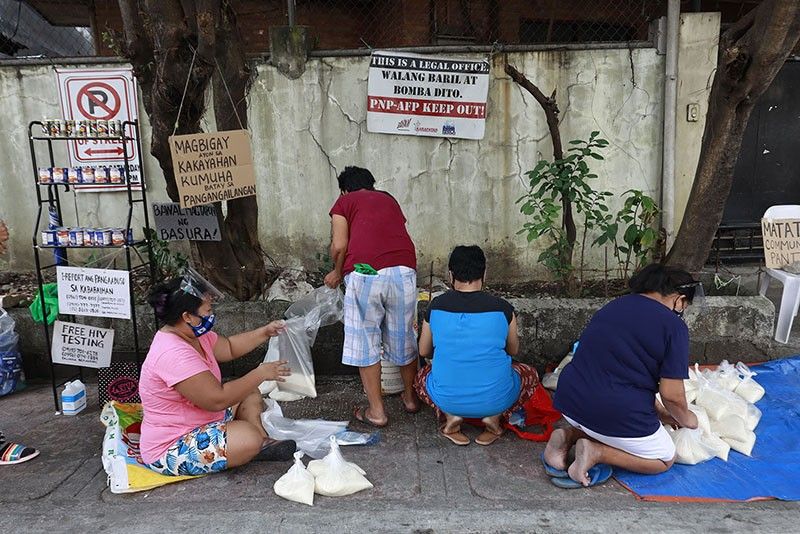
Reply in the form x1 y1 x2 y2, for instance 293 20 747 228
544 263 701 488
414 245 540 446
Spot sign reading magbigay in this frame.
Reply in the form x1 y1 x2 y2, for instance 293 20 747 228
169 129 257 209
367 51 490 140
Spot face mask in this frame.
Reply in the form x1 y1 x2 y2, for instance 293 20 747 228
188 313 215 337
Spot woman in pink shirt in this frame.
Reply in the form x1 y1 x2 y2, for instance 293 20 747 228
139 271 295 476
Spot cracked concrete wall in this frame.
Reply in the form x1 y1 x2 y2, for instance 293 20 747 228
0 32 717 280
674 12 721 230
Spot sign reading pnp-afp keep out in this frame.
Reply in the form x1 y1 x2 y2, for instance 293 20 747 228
367 50 490 140
170 130 257 209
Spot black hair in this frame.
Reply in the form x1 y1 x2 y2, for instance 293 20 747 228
628 263 698 303
148 277 204 325
337 166 376 192
448 245 487 283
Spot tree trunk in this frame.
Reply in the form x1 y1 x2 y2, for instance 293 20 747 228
192 2 267 299
117 1 267 299
505 62 578 294
665 0 800 272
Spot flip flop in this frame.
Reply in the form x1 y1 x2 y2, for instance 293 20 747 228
353 405 388 428
540 452 569 478
550 464 613 489
440 427 470 446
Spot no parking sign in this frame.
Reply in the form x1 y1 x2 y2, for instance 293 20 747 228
56 68 143 192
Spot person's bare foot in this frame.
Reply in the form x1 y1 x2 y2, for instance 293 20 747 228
401 391 420 414
568 439 601 487
543 428 571 471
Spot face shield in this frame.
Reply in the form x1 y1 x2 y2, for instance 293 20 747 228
677 281 706 314
179 267 224 303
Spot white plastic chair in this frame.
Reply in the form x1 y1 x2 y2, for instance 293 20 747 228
758 205 800 343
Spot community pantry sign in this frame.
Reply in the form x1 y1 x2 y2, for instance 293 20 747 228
367 51 490 140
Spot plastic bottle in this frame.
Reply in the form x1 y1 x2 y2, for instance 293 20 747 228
61 380 87 415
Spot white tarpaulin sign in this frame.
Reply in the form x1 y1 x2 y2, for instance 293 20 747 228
152 202 221 241
56 67 143 192
51 320 114 369
367 50 490 140
57 266 131 319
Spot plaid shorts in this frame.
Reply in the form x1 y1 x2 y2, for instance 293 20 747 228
342 266 418 367
145 407 233 477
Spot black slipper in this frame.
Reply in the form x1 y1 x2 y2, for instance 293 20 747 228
353 405 388 428
253 440 296 462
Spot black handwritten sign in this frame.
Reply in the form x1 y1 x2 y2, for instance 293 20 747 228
152 202 221 241
56 266 131 319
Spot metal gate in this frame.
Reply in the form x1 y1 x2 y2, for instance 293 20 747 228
712 59 800 264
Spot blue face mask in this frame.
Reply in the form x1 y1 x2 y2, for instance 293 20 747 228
188 313 216 337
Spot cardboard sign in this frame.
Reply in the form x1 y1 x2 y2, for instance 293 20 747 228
51 320 114 369
367 51 490 140
57 266 131 319
56 68 143 192
762 218 800 268
169 130 256 208
152 202 221 241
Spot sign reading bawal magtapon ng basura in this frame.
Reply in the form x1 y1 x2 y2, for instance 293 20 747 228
367 51 490 140
170 130 256 209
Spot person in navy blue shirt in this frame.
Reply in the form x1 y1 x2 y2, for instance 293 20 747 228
415 246 540 446
545 263 701 487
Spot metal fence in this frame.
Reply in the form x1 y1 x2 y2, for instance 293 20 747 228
1 0 674 60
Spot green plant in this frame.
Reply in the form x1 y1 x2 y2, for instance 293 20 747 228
517 131 611 292
138 228 188 278
614 189 660 278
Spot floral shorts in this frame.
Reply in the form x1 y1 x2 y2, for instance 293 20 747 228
145 408 233 477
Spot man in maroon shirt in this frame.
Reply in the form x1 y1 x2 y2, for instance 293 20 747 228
324 167 420 426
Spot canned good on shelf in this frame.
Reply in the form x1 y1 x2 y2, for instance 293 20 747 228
77 120 88 137
56 229 70 247
95 166 110 184
108 120 122 137
64 120 76 137
96 120 109 137
52 168 67 183
47 119 62 137
82 228 95 247
111 228 126 246
67 167 82 184
68 228 83 247
88 120 99 137
96 229 112 246
109 166 124 184
38 167 53 184
81 166 95 183
41 230 57 246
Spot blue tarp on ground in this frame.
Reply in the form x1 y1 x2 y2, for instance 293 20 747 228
614 356 800 501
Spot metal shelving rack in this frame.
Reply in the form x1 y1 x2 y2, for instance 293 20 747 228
27 120 156 412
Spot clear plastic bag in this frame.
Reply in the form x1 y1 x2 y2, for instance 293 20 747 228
710 414 756 456
273 451 316 506
694 368 750 421
307 436 373 497
259 286 344 399
715 360 743 391
0 307 24 397
261 409 348 459
733 362 766 404
669 427 718 465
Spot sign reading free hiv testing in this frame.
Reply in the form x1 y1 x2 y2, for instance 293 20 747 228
367 51 490 140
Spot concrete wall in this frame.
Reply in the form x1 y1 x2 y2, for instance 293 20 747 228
0 13 719 282
673 12 721 233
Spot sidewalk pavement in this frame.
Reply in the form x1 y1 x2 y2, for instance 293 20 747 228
1 377 798 533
